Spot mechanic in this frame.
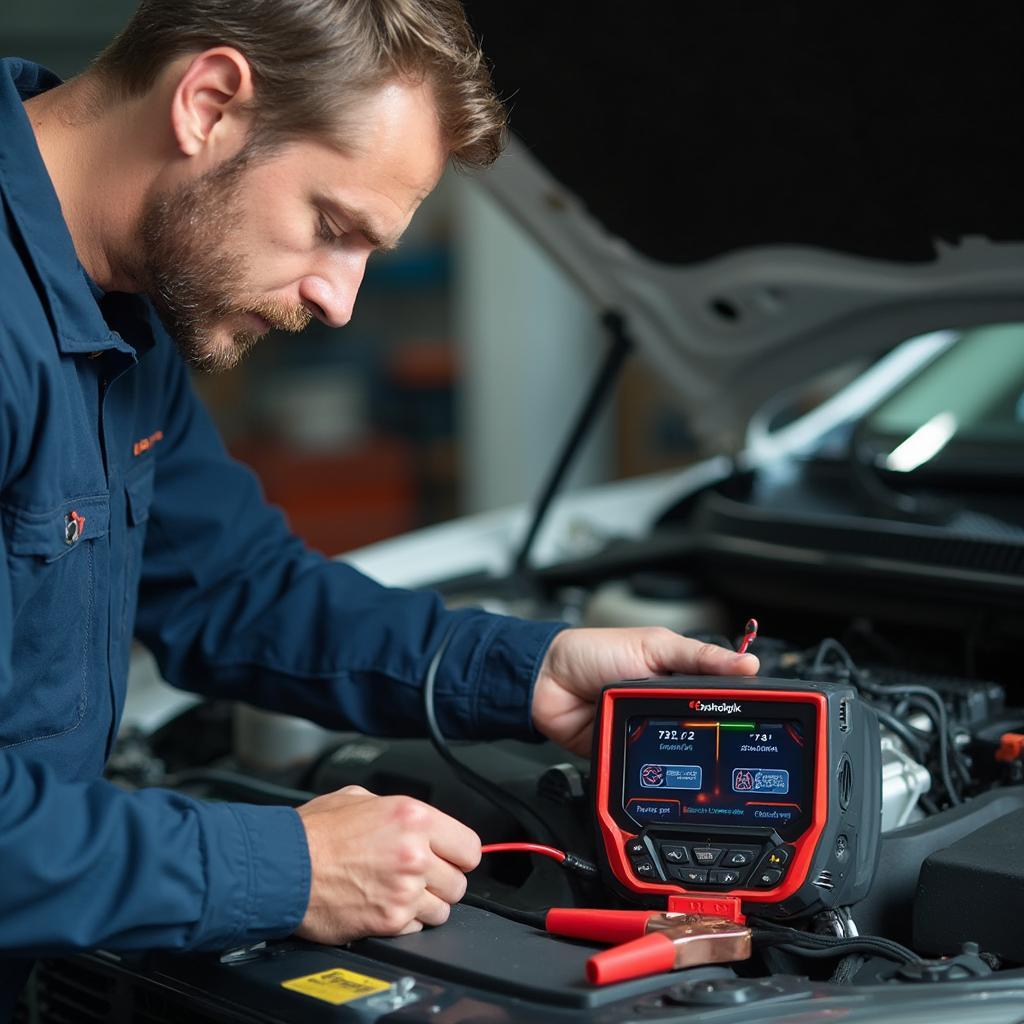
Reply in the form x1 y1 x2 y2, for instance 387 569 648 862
0 0 759 1015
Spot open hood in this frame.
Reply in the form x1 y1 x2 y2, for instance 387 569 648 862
466 3 1024 437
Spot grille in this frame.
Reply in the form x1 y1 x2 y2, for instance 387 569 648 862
698 494 1024 581
34 961 114 1023
23 959 234 1024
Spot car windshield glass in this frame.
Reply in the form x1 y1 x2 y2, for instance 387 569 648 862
862 324 1024 473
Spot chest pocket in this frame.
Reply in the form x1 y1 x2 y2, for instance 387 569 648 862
122 460 155 641
1 493 110 749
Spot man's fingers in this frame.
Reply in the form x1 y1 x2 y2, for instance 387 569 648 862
695 642 759 675
414 890 453 928
427 814 482 874
645 629 759 677
425 857 469 906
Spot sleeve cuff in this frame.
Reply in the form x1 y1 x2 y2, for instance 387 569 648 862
191 803 310 949
434 615 568 741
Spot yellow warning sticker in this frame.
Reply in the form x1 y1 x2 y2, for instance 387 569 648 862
281 967 392 1006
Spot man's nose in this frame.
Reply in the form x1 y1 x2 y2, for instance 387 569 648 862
298 261 366 328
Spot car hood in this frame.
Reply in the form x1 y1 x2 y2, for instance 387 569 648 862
466 3 1024 439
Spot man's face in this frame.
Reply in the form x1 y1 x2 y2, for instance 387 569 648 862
138 80 446 372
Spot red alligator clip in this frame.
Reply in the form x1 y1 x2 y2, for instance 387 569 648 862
546 908 696 944
586 916 752 985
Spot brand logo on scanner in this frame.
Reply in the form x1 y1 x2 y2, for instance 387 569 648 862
688 699 743 714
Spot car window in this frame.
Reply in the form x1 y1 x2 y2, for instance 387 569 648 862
864 324 1024 471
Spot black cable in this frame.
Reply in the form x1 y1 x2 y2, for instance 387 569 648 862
873 707 929 759
423 626 562 848
904 695 971 786
461 892 547 930
750 919 921 966
830 951 866 983
162 769 314 806
751 916 915 954
811 638 961 806
563 852 599 878
856 677 960 807
770 939 915 962
512 310 632 575
810 638 858 677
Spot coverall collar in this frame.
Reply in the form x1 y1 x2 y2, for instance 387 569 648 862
0 58 148 357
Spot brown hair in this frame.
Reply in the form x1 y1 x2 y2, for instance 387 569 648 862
91 0 506 169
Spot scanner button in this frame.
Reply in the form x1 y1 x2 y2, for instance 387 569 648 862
625 838 647 858
692 847 723 866
765 846 793 867
755 868 783 887
632 858 657 878
724 849 755 866
671 867 709 884
709 868 742 886
660 844 690 865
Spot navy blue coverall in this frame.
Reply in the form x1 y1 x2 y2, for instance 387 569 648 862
0 58 564 1016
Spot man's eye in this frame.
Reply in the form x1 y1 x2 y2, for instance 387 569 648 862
317 213 343 245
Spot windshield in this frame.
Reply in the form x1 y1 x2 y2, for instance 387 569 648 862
862 325 1024 474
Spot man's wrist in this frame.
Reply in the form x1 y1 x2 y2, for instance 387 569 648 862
436 615 567 742
529 627 570 730
192 803 311 949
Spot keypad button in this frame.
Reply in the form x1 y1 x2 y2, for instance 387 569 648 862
724 849 756 866
764 847 791 868
625 838 647 858
670 866 709 884
691 847 723 866
755 867 783 887
709 868 742 886
632 858 657 878
660 844 690 865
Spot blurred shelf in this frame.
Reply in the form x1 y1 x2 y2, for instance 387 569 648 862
230 436 417 556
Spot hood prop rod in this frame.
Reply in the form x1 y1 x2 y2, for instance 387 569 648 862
512 310 633 576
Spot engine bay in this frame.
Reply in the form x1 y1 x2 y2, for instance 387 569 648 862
73 549 1024 1019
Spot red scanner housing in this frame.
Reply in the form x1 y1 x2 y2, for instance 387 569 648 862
592 677 881 920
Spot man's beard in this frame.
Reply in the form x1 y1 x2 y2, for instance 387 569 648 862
136 148 312 372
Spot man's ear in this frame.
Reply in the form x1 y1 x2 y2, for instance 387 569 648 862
169 48 254 158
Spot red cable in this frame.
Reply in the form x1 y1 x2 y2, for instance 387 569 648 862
481 842 567 864
738 617 759 655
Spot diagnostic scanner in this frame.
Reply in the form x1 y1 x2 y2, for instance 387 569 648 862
593 677 882 919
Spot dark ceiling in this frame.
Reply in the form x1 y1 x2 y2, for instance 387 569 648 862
465 2 1024 265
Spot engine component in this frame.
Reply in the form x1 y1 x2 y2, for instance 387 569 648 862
232 703 340 773
894 944 993 983
914 807 1024 961
879 729 931 831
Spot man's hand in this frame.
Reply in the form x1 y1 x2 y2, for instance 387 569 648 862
294 785 481 944
532 627 759 756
